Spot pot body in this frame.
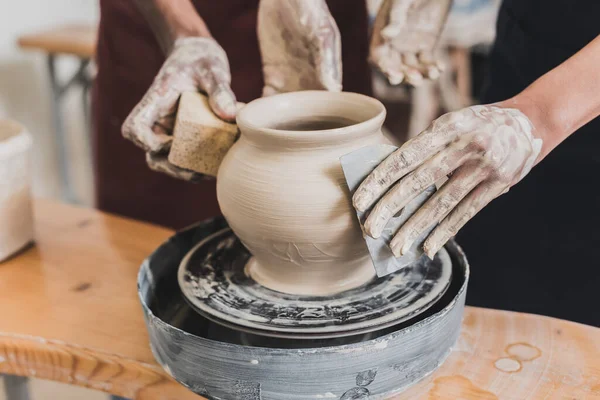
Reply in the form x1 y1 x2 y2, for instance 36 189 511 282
217 91 388 295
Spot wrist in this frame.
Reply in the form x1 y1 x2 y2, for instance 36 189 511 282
163 21 210 54
133 0 212 55
496 93 562 162
157 0 212 52
171 20 211 41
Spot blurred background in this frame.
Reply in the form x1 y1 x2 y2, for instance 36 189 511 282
0 2 100 396
0 0 500 210
0 0 98 206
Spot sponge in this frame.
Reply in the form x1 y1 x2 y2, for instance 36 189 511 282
169 92 240 177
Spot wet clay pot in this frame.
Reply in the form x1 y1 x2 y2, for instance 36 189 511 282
217 91 388 296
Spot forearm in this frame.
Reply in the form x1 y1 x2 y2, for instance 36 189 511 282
133 0 211 54
500 35 600 161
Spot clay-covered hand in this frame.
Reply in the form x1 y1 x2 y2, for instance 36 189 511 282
353 105 543 258
370 0 452 86
258 0 342 96
122 37 236 181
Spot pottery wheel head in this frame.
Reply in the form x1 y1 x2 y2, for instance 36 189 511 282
177 228 453 339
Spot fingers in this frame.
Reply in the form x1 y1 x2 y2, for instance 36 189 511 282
381 0 412 39
291 0 342 91
262 84 279 97
353 126 452 212
124 35 238 161
312 13 343 92
189 41 237 121
122 91 173 153
363 145 471 238
389 163 487 257
417 51 444 79
423 181 505 258
122 56 186 153
261 63 285 96
370 0 406 86
370 48 443 86
401 53 425 86
196 64 237 122
146 153 205 182
370 45 406 85
370 0 445 86
207 84 237 122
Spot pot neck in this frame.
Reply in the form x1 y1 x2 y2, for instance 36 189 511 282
236 91 386 150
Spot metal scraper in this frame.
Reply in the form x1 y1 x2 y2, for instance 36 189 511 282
340 144 437 277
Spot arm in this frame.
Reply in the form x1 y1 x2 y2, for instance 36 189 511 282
123 1 236 181
258 0 342 95
133 0 210 53
500 35 600 161
354 34 600 258
123 0 342 181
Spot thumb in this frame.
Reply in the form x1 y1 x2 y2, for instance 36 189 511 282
311 13 342 91
207 83 237 122
380 0 412 39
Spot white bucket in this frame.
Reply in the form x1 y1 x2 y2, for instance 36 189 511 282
0 119 34 261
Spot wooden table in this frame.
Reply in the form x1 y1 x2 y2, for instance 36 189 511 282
18 25 96 58
1 200 599 399
17 25 97 204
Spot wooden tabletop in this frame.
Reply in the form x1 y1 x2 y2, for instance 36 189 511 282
17 24 97 58
0 200 599 399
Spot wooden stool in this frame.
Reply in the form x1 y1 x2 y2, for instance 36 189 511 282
17 24 97 204
0 200 599 399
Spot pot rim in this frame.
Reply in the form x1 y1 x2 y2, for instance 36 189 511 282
236 91 386 147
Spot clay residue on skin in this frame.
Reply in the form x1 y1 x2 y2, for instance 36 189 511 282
258 0 342 96
353 105 542 259
370 0 452 85
428 375 498 400
123 37 234 153
122 37 235 181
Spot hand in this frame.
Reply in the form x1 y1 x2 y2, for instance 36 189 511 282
370 0 452 86
353 105 543 258
122 37 236 181
258 0 342 96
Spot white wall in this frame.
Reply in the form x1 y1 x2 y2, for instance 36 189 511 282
0 0 99 205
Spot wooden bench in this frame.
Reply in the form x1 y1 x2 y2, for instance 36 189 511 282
0 200 599 399
17 25 97 204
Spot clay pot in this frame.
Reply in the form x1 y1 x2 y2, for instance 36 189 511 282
217 91 388 296
0 119 34 262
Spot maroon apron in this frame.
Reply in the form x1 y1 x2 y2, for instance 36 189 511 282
93 0 372 229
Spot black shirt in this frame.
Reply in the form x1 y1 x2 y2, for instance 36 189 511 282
458 0 600 327
503 0 600 52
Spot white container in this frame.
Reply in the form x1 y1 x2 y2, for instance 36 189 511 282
0 119 34 262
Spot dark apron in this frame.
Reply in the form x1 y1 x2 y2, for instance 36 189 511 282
92 0 371 229
458 0 600 326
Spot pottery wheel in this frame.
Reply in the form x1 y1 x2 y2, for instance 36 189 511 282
178 228 453 339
